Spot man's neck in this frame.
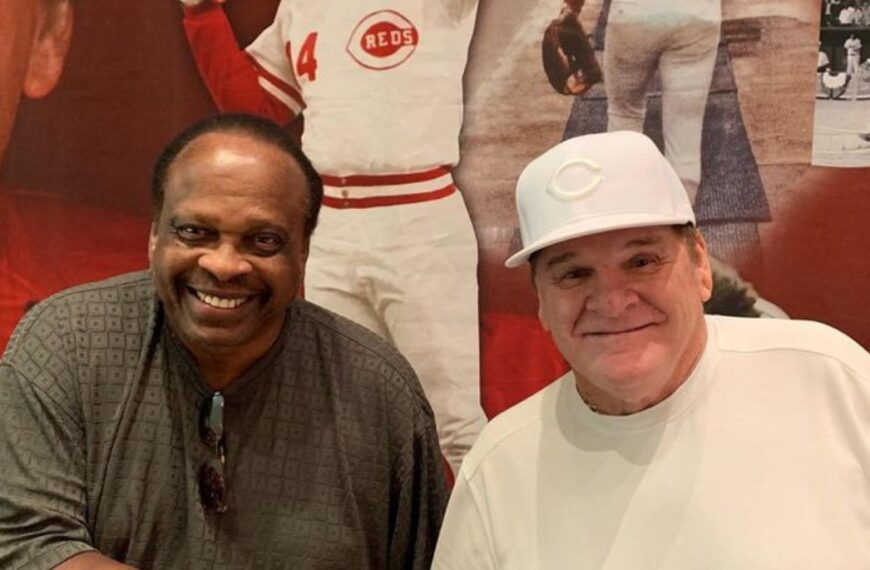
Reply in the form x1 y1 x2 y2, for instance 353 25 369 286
197 355 258 392
175 323 284 392
574 371 690 415
193 335 280 391
188 335 278 391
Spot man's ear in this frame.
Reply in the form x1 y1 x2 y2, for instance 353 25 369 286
532 268 552 333
537 301 552 333
23 0 74 99
148 224 158 265
692 232 714 303
299 237 310 274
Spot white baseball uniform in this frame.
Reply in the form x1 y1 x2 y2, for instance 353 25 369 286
183 0 487 473
845 36 863 75
838 6 856 25
604 0 721 193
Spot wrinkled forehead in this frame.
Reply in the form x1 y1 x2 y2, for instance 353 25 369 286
163 132 308 212
174 130 300 169
535 225 680 266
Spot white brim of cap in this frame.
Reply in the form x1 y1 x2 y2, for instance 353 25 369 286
504 211 694 268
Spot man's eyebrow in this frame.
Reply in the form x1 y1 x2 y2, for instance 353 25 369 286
166 215 288 234
544 251 578 269
542 233 666 268
622 234 663 249
245 220 289 232
168 214 207 226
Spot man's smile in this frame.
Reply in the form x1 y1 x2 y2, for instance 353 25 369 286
581 322 658 337
186 286 256 311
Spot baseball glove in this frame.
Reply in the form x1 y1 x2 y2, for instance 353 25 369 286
542 8 602 96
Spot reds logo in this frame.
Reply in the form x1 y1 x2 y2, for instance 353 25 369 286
346 10 419 70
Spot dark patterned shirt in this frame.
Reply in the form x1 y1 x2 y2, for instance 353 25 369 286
0 272 447 569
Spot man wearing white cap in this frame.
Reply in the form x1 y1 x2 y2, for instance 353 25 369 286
433 131 870 568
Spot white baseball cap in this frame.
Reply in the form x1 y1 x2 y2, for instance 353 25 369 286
505 131 695 268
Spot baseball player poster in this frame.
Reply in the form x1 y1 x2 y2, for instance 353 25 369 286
812 0 870 166
3 0 870 455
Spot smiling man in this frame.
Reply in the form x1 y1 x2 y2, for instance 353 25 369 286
177 0 488 475
147 121 312 388
0 114 447 569
433 131 870 568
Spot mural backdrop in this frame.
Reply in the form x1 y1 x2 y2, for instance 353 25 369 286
2 0 868 430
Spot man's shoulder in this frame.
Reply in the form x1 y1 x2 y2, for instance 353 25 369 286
460 375 569 478
5 271 155 359
2 272 156 414
708 315 870 374
26 271 153 321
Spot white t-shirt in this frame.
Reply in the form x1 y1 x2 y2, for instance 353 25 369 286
434 316 870 569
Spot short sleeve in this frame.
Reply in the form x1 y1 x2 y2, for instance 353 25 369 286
386 365 450 569
0 310 94 569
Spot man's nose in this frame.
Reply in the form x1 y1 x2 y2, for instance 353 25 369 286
198 242 253 282
584 271 639 317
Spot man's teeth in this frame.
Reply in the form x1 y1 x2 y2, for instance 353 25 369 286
195 291 248 309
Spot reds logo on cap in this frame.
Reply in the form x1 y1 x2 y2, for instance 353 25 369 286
547 159 604 201
346 10 419 70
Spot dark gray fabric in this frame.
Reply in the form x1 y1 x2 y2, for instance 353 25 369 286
0 272 447 570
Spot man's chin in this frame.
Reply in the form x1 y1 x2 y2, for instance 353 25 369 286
170 308 287 358
174 323 254 353
577 349 666 388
